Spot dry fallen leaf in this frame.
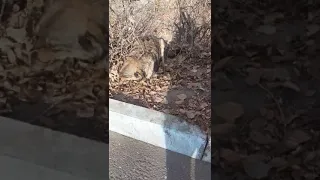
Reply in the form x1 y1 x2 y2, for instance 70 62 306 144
175 100 184 105
76 107 95 118
191 67 197 73
285 130 311 148
45 61 64 72
214 102 244 123
177 93 187 100
43 94 73 104
200 102 208 109
256 25 276 35
266 81 300 92
213 56 234 72
6 27 27 43
13 46 23 60
152 96 163 103
0 97 7 104
186 110 196 119
243 159 271 179
245 68 262 86
261 68 290 81
307 24 320 36
6 48 17 64
303 150 320 163
260 107 268 116
250 131 276 145
36 48 56 63
264 12 284 24
303 173 318 180
163 97 168 104
0 37 14 50
269 157 288 168
247 154 268 162
305 89 316 97
220 148 243 163
266 109 274 120
281 81 300 92
250 118 266 130
211 123 235 135
3 81 15 92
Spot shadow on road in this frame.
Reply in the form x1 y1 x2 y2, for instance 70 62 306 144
163 117 211 180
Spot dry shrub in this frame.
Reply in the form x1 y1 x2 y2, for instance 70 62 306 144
171 0 211 56
109 0 211 82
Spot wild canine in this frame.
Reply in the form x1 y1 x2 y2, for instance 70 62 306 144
119 36 166 81
33 0 107 62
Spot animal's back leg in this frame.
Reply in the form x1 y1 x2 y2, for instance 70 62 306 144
159 38 166 71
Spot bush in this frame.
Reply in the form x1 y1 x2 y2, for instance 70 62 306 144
109 0 211 83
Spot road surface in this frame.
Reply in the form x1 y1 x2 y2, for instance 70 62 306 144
109 131 211 180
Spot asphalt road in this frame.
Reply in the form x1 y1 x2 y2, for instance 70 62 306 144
109 131 211 180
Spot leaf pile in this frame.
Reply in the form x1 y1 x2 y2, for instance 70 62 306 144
212 0 320 179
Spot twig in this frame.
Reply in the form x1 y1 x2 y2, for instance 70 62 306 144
0 0 6 22
258 83 285 122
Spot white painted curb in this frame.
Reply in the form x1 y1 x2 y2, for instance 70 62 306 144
109 99 211 161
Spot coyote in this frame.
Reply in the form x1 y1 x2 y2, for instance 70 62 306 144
119 36 166 81
33 0 107 61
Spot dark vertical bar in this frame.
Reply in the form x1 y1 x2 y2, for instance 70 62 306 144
212 0 312 179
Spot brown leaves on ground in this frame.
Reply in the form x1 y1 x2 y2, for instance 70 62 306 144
213 0 320 179
110 54 211 133
214 102 244 123
243 157 271 179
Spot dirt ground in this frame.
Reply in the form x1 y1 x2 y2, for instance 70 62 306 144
0 0 107 143
212 0 320 179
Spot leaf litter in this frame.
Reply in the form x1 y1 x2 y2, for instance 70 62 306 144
110 53 211 132
213 0 320 179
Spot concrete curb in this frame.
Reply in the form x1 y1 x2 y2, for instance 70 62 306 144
109 99 211 162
